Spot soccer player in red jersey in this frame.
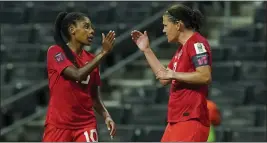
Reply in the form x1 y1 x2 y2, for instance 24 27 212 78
43 12 116 142
131 4 212 142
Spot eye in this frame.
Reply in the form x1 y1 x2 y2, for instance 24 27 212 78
84 25 89 29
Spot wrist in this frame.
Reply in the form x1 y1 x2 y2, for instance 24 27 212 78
104 113 111 120
171 71 177 79
143 47 152 53
100 50 109 56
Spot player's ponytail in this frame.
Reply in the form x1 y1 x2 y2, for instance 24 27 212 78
191 9 204 32
54 12 78 67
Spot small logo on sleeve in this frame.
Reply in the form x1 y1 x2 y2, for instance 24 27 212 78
55 52 65 62
194 43 207 54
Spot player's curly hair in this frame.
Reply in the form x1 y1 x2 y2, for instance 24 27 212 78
54 12 88 67
164 4 204 32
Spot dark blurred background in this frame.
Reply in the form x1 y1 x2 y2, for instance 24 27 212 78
0 1 266 142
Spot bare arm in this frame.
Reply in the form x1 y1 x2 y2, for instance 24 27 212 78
62 51 107 82
143 48 171 86
63 31 115 82
91 85 116 136
172 66 212 85
91 85 111 119
131 30 170 86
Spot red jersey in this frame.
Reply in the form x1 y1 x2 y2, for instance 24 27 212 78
45 45 101 129
167 32 211 127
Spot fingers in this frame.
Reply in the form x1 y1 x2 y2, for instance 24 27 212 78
131 30 143 42
106 121 116 140
131 30 141 39
102 33 105 43
144 31 148 36
156 70 166 80
106 123 110 131
109 31 116 46
105 119 116 137
111 38 116 46
156 76 165 80
156 72 162 79
156 73 163 79
110 122 116 137
105 31 112 41
105 30 115 42
133 30 143 35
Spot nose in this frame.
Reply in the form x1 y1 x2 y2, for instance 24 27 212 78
162 28 166 33
89 28 95 35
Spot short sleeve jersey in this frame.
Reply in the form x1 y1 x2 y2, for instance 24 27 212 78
167 32 212 127
45 45 101 129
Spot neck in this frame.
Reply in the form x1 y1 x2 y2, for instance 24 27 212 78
178 30 195 45
68 40 83 55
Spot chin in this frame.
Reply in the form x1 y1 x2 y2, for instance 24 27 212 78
166 36 175 43
83 42 92 46
168 38 176 43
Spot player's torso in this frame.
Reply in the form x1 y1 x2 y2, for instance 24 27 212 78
46 48 97 129
167 33 210 125
170 33 211 92
71 50 97 108
48 50 96 107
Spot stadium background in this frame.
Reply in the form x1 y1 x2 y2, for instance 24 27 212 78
0 1 266 142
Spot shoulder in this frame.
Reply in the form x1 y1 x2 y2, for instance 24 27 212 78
46 45 66 61
47 45 63 54
189 32 209 44
187 33 210 54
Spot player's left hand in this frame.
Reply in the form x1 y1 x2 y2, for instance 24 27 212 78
156 68 175 80
105 116 116 139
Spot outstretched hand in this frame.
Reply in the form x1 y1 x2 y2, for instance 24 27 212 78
131 30 150 52
102 31 116 54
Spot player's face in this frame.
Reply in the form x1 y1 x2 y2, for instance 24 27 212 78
162 15 180 43
70 17 95 46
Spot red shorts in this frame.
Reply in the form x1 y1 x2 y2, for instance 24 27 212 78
161 119 209 142
42 124 98 142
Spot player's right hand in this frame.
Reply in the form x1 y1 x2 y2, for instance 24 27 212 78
101 31 116 54
131 30 150 52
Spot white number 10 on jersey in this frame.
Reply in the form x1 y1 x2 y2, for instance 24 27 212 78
84 129 98 142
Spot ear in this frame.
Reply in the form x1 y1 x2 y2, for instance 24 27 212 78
69 25 75 35
175 21 181 31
